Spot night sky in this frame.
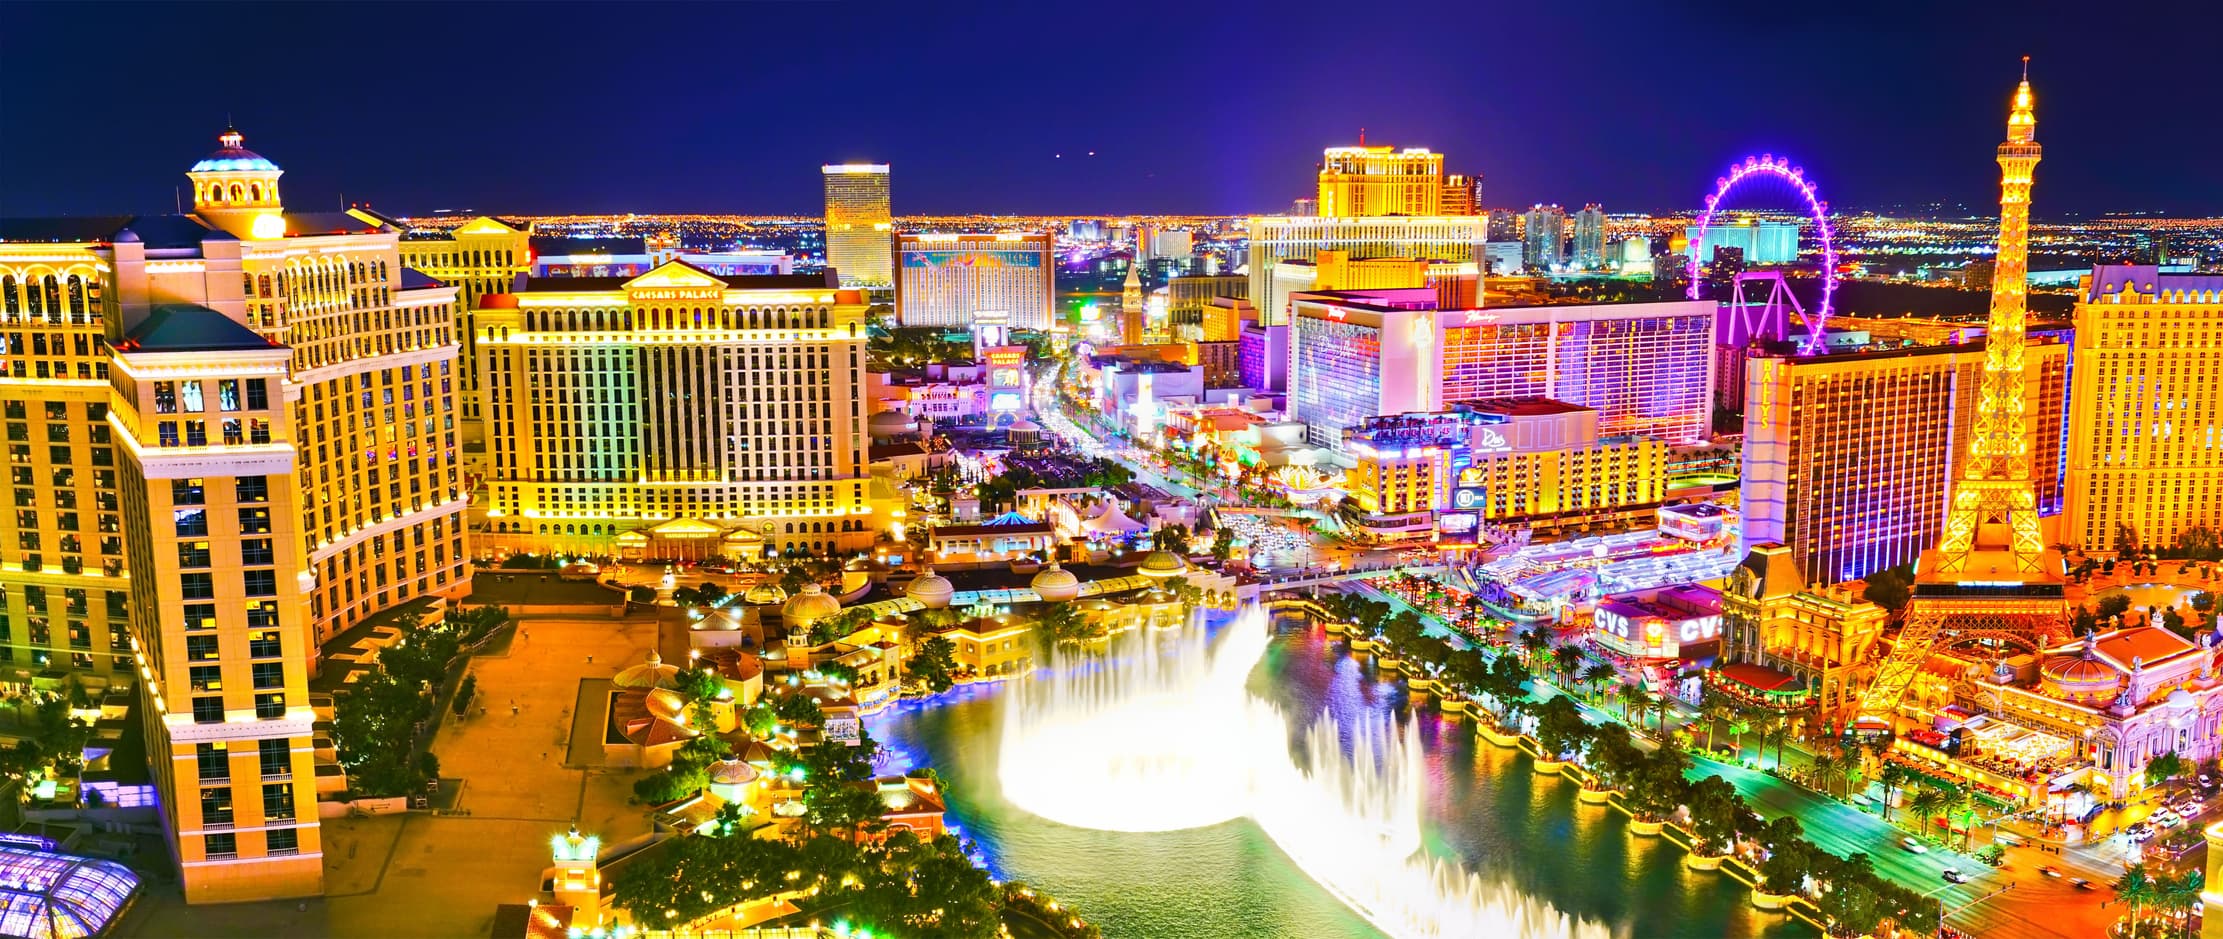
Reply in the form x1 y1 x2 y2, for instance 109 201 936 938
6 0 2220 219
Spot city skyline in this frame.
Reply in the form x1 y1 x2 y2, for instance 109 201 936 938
6 1 2222 218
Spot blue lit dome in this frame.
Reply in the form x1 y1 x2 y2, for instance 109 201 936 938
190 127 280 173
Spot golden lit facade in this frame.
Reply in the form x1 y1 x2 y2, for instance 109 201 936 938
1317 146 1443 217
396 216 533 455
1718 543 1885 716
2062 266 2223 554
1440 173 1479 216
111 313 323 903
1857 66 2068 728
473 263 876 560
0 243 134 685
822 164 893 288
0 126 476 903
1742 341 2068 586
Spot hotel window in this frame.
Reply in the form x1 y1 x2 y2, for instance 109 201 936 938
243 570 277 597
154 382 177 414
185 603 217 630
246 379 269 410
179 381 204 412
250 662 284 690
266 827 299 855
259 739 290 777
191 696 223 724
196 742 229 781
180 572 215 601
238 507 271 534
254 692 285 719
203 832 237 859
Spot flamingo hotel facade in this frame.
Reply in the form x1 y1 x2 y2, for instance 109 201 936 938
1 128 472 902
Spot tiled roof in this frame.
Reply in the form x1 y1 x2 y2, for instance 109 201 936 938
119 305 279 353
2094 626 2195 669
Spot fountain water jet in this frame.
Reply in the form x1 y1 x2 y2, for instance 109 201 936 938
999 605 1609 939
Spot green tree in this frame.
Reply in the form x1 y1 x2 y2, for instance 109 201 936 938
1037 600 1102 645
2096 591 2135 623
1877 763 1913 822
910 634 959 693
450 675 477 717
2147 749 2189 791
1905 786 1950 842
1816 880 1884 938
2117 863 2159 939
1860 564 1916 612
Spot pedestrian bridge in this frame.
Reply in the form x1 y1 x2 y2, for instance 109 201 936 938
1235 563 1439 600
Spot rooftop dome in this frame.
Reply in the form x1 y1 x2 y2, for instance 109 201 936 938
742 581 789 605
0 845 139 938
2039 643 2121 701
190 127 281 174
708 758 759 787
1138 550 1187 579
867 409 913 436
783 582 841 629
1031 561 1081 602
613 649 684 690
905 566 955 609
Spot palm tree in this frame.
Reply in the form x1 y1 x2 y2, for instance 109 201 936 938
1519 628 1551 669
1811 753 1840 797
1878 764 1913 821
1727 715 1752 764
1627 683 1658 734
1906 787 1950 842
1550 645 1584 689
1618 678 1643 721
1762 719 1791 771
1838 755 1867 804
1578 662 1616 703
2117 863 2158 939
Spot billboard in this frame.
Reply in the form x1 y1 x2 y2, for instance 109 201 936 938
901 250 1044 269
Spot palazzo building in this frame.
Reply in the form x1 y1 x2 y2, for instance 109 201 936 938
2 126 474 903
394 216 534 457
472 263 879 561
2062 264 2223 554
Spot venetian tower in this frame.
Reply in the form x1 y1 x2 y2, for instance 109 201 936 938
1855 60 2068 729
1120 259 1146 343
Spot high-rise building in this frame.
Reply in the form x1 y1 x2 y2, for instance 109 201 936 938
1317 145 1443 217
1 126 475 903
1439 174 1480 216
473 264 876 561
1571 204 1607 270
821 164 893 287
2063 264 2223 554
1244 215 1484 325
1345 400 1667 527
1166 274 1246 338
891 232 1054 332
1741 340 2069 586
1521 204 1566 270
1438 299 1717 444
393 216 533 462
1118 263 1147 344
1266 251 1479 332
1855 63 2068 729
1289 288 1716 448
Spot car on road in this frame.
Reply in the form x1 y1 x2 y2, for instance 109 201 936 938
2039 866 2062 877
1900 837 1927 853
2071 877 2097 890
1942 868 1968 884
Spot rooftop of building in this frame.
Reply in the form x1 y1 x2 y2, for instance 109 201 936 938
117 304 282 354
1457 397 1592 417
277 211 396 237
513 270 838 294
0 845 140 937
529 234 646 255
398 268 446 290
2086 264 2223 302
190 128 279 174
0 214 226 249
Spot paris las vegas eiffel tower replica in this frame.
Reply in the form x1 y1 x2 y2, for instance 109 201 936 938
1853 60 2070 732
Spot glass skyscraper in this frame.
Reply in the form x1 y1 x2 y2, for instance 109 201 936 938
822 164 893 287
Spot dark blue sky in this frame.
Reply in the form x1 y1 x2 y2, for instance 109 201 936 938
7 0 2219 218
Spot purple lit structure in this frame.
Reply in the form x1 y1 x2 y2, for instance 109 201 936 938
1686 155 1839 354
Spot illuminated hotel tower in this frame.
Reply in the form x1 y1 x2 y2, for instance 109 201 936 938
3 126 474 902
1856 62 2066 728
822 164 893 288
1317 145 1444 218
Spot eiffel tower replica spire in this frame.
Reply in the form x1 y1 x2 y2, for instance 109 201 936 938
1854 60 2068 731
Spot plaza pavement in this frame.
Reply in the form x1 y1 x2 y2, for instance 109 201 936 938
116 612 665 938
